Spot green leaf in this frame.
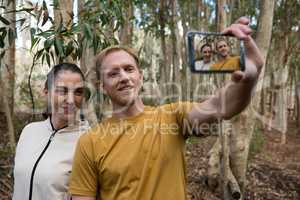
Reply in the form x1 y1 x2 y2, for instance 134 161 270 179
50 51 55 64
34 49 44 61
77 45 82 59
41 52 45 65
0 15 10 25
25 1 34 7
0 51 5 59
30 38 40 51
17 18 26 27
93 37 98 54
0 51 5 67
5 7 34 13
0 29 7 41
8 28 16 45
65 41 74 56
83 23 93 41
46 53 51 66
54 39 64 57
53 0 59 8
42 0 47 10
0 38 4 48
30 28 36 40
44 39 53 51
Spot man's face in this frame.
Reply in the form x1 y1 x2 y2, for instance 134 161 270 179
202 46 212 62
47 70 84 122
100 50 143 107
217 41 229 58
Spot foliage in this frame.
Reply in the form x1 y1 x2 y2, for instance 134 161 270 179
28 0 123 66
16 78 46 112
0 3 15 66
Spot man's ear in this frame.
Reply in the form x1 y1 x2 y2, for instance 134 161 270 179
139 70 144 82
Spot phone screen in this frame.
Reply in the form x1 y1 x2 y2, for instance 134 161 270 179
187 31 245 73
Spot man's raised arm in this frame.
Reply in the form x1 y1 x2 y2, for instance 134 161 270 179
188 17 264 125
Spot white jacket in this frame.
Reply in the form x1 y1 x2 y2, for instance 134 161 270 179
13 118 89 200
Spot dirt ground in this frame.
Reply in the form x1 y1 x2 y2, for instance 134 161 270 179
1 115 300 200
186 123 300 200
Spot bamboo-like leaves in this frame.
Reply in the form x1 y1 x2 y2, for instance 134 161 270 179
0 15 10 25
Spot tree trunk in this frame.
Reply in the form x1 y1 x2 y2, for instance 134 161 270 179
207 0 275 199
237 0 275 196
158 0 168 101
119 1 133 46
216 0 227 31
190 0 202 100
295 67 300 128
0 75 16 149
77 0 99 126
0 0 16 149
54 0 73 63
1 0 16 113
179 1 191 102
54 0 73 28
170 0 181 97
208 1 232 199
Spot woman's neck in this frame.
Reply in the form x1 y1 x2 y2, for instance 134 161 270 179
50 115 69 130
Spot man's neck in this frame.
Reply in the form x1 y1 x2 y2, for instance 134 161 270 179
112 97 144 119
219 55 230 61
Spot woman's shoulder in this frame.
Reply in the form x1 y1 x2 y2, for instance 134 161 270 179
22 119 50 132
16 119 51 148
19 119 50 139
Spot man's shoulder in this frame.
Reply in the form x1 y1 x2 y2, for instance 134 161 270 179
155 101 196 115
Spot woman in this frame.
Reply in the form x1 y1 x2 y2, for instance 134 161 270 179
13 63 90 200
194 43 213 71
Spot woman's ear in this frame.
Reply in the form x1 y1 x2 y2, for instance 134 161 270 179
43 88 48 96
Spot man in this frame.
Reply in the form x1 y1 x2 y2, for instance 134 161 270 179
69 17 263 200
211 40 241 71
195 43 213 71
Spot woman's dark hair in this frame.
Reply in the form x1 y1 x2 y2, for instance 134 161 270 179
200 43 212 53
43 63 85 119
44 63 85 91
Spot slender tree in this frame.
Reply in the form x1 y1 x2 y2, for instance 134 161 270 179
0 0 16 149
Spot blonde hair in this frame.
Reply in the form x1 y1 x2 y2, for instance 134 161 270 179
95 46 140 80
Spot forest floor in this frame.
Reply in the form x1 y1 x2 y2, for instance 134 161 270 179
0 114 300 200
186 121 300 200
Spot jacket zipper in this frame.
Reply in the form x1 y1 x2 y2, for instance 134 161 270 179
28 119 67 200
28 130 57 200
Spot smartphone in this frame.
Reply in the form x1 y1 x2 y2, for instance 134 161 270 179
187 31 245 73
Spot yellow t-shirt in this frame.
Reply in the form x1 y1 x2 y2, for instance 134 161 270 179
69 102 196 200
211 56 240 71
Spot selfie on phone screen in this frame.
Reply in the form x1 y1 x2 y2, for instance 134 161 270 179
187 32 245 73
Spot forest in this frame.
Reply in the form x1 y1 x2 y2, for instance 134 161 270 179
0 0 300 199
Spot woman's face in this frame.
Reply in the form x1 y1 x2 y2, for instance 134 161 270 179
202 46 212 61
46 70 85 122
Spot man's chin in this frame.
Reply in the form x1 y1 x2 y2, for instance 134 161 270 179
113 96 137 108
